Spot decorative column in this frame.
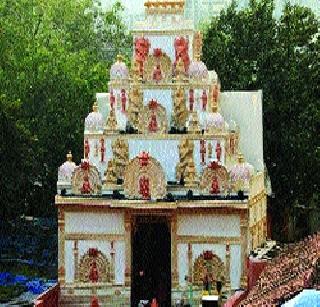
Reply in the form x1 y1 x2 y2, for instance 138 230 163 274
224 242 231 293
110 241 116 283
58 207 65 284
240 213 248 289
188 243 193 282
171 213 178 288
124 212 131 287
73 240 79 282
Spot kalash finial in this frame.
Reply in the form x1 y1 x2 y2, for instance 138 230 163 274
92 101 99 112
67 151 73 162
116 54 124 63
238 152 245 163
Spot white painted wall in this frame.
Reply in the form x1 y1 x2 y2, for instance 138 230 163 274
65 212 125 234
177 214 240 237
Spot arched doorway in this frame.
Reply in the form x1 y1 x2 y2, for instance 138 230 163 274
131 216 171 307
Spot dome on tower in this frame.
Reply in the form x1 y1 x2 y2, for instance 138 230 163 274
58 151 76 182
188 60 208 80
229 153 254 183
85 101 103 132
199 108 227 132
110 55 129 80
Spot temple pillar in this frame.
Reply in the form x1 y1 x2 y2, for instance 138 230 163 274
110 241 116 284
240 213 248 289
224 242 231 293
171 213 178 288
73 240 79 282
124 212 131 287
58 207 65 284
188 243 193 282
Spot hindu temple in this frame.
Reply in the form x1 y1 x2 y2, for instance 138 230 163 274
56 0 267 305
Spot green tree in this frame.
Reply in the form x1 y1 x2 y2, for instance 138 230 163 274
203 0 320 241
0 0 132 218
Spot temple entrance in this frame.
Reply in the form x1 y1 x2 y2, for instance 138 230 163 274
131 216 171 307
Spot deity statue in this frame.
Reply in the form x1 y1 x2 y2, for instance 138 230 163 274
105 160 117 185
200 139 206 165
174 36 190 72
90 296 99 307
210 176 220 194
110 90 116 110
202 90 208 111
152 64 162 82
89 260 99 283
81 175 92 194
189 89 194 112
134 37 150 77
139 176 150 199
216 142 221 162
84 139 90 159
148 111 158 132
100 138 105 162
121 89 126 112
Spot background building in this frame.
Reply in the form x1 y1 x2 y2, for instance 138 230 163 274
101 0 319 29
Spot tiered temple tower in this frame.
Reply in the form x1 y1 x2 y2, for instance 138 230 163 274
56 0 267 305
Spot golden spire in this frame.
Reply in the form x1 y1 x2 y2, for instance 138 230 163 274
92 101 98 112
67 151 73 162
238 153 245 163
116 54 124 63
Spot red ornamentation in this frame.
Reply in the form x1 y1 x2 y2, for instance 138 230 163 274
100 138 105 162
121 89 126 112
152 64 162 82
203 250 213 260
84 139 90 159
151 298 158 307
89 260 99 283
212 83 220 104
110 90 115 110
91 296 99 307
139 176 150 199
174 37 190 71
209 161 219 170
202 90 208 111
210 176 220 194
148 112 158 132
200 139 206 165
81 160 90 171
189 89 194 111
148 99 158 110
216 142 222 162
89 248 99 257
81 175 92 194
134 37 150 76
138 151 150 167
153 48 162 58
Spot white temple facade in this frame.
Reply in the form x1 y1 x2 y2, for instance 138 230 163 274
56 1 267 305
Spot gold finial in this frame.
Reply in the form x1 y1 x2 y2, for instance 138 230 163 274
116 54 124 63
67 151 73 162
92 101 98 112
238 153 245 163
212 105 218 113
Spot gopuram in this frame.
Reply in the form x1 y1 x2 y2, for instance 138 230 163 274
56 0 267 305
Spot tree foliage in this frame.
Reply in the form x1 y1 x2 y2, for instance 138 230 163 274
203 0 320 240
0 0 132 218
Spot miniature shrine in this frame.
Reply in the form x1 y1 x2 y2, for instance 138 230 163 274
56 0 267 305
